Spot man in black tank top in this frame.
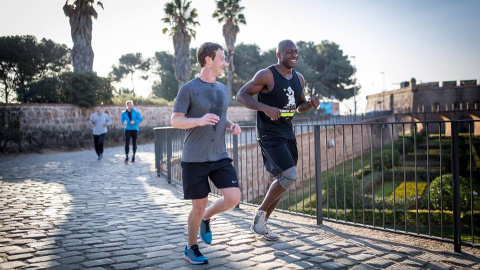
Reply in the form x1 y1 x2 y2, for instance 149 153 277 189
237 40 320 241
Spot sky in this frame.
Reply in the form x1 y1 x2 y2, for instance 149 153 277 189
1 0 479 113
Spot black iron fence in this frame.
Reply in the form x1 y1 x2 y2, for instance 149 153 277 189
154 119 480 252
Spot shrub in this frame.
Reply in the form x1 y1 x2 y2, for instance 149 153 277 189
440 151 469 173
430 174 471 211
58 129 89 148
372 149 401 171
24 128 57 150
394 139 414 155
0 106 22 152
390 182 428 199
105 126 125 143
324 173 363 210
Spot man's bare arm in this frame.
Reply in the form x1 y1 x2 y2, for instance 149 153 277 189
171 112 219 129
236 69 281 121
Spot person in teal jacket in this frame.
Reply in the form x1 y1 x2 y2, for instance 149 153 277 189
121 100 143 163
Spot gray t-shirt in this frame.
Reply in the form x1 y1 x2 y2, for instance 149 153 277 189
173 78 229 162
89 112 112 135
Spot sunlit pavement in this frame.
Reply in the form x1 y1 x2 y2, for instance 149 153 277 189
0 144 479 270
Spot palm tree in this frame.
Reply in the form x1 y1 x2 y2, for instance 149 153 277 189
63 0 103 72
212 0 246 101
162 0 199 87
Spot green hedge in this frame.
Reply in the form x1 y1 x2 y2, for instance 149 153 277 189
372 149 401 171
360 170 441 198
291 206 480 228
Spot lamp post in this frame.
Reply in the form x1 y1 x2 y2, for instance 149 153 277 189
381 71 385 111
350 56 357 121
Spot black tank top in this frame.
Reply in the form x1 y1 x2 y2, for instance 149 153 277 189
257 65 303 140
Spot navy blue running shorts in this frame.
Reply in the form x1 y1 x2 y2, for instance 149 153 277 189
181 158 239 200
259 137 298 176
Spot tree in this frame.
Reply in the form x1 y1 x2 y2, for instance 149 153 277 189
17 72 113 107
161 0 200 86
0 35 70 103
314 41 356 100
151 51 178 101
212 0 246 101
110 53 150 96
63 0 103 72
151 49 198 101
230 43 274 97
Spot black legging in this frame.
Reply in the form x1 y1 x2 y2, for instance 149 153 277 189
93 133 106 155
125 130 138 156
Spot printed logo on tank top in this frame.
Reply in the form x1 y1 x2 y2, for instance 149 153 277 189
281 86 296 118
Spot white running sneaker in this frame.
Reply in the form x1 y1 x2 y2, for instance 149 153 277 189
263 225 279 241
251 209 267 235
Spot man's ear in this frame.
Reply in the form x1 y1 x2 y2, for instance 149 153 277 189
205 56 212 66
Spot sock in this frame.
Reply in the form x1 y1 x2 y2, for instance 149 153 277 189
187 243 191 249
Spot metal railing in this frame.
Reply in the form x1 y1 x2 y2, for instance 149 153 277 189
293 109 393 125
154 119 479 252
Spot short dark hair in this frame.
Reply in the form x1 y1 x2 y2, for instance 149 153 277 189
197 42 223 67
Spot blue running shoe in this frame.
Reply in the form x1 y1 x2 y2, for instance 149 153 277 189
183 244 208 265
199 219 212 244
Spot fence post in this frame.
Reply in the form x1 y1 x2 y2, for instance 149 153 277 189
154 128 160 177
314 125 323 225
166 129 172 184
451 121 461 252
232 134 240 209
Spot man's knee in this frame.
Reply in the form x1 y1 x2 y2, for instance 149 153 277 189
191 198 208 212
224 188 241 207
278 167 297 189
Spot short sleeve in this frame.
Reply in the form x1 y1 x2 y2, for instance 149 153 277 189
173 84 191 114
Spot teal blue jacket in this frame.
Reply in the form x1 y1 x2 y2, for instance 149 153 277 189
121 109 143 131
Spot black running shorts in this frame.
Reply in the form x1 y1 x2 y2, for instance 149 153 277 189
181 158 239 200
259 138 298 176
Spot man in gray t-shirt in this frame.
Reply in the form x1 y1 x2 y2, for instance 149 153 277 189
89 105 112 160
171 42 241 265
174 78 230 162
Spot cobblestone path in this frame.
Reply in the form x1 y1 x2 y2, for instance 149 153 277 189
0 144 479 269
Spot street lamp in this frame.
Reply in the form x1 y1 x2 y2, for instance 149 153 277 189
350 56 357 120
380 71 385 111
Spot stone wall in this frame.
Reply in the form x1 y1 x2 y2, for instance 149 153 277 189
1 103 256 131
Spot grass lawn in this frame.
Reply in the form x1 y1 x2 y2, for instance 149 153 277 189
373 180 399 198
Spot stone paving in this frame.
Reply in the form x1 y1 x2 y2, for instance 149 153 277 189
0 144 479 270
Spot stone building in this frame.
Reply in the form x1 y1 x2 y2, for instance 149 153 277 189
365 78 480 135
